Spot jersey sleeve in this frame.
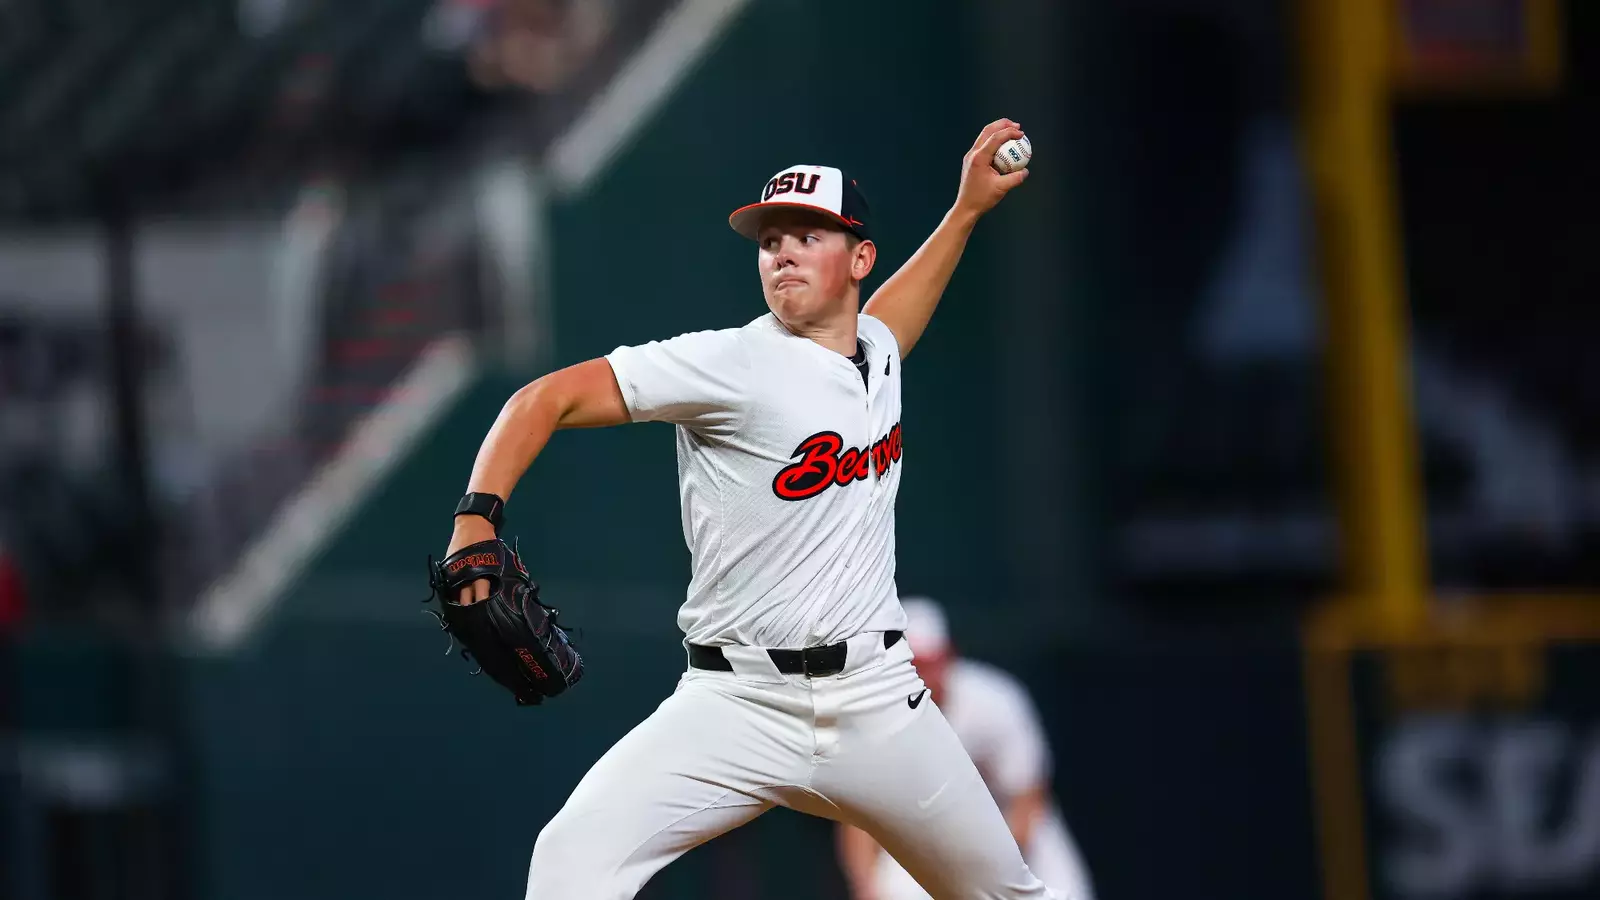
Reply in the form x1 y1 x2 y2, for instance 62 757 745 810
604 328 750 434
986 672 1054 796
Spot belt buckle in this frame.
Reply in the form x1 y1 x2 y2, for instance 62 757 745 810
802 644 840 677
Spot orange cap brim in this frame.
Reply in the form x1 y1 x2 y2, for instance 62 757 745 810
727 201 859 241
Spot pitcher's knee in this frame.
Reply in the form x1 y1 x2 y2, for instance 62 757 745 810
1017 870 1060 900
526 812 628 900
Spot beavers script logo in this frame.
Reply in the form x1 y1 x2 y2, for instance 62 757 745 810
773 423 902 501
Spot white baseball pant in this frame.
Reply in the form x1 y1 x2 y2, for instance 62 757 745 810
525 630 1055 899
874 807 1094 900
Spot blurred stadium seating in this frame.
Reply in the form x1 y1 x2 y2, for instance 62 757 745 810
0 0 681 630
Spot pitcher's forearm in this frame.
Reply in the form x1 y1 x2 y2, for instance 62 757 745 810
861 207 979 358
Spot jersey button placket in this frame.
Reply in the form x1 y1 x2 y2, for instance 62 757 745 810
861 353 878 536
844 365 869 572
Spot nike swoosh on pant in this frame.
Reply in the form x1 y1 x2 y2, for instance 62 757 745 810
917 781 950 810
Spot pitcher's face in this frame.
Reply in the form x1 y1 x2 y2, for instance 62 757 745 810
756 210 874 328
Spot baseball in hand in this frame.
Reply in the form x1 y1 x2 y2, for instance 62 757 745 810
992 134 1032 174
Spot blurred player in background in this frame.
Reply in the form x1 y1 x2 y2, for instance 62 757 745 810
837 597 1095 900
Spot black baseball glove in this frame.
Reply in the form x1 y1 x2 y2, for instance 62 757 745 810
424 538 584 706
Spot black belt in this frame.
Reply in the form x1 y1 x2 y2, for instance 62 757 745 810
689 630 903 677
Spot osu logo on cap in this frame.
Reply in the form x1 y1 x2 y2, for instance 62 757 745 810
764 171 821 201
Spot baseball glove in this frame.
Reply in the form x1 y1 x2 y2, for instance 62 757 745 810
424 538 584 706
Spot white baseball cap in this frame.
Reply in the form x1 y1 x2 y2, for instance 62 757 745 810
899 596 951 657
728 165 872 241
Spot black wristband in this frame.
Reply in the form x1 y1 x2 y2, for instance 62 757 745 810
454 492 505 533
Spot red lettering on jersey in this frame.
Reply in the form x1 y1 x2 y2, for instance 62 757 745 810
835 449 862 486
773 423 902 501
773 432 843 500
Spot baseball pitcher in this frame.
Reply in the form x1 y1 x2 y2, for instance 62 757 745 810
426 119 1066 900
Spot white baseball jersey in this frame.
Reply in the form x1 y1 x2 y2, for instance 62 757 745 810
604 311 908 649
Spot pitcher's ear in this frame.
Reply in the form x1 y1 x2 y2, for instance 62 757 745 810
852 239 877 281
